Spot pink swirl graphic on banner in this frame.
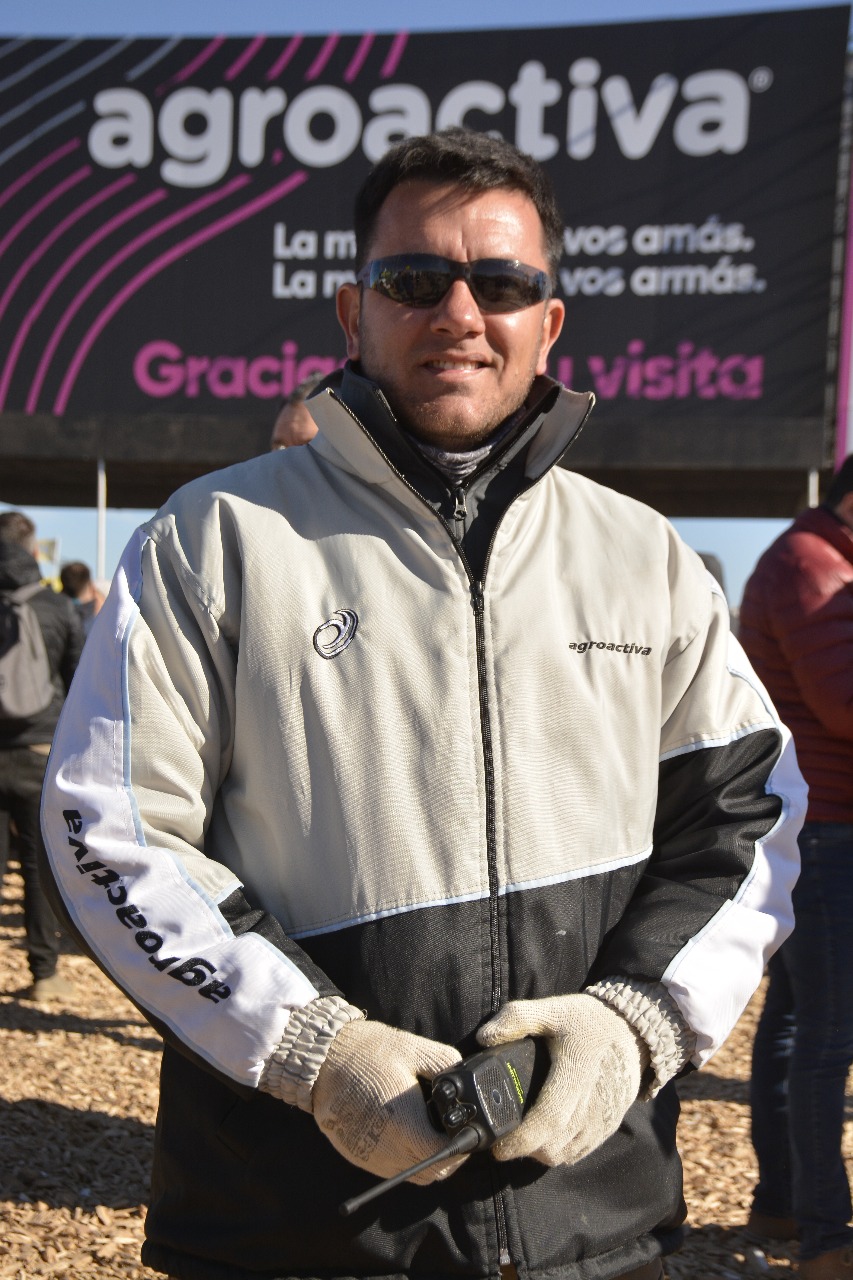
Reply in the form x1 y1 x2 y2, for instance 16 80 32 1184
159 37 225 92
0 173 135 324
344 35 375 83
0 187 168 412
24 181 253 413
380 33 408 78
53 170 309 415
305 35 339 80
0 137 80 212
0 165 90 263
225 36 266 81
266 36 303 80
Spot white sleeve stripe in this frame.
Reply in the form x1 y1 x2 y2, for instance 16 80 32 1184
658 627 806 1064
41 532 319 1088
659 718 778 761
661 728 804 1066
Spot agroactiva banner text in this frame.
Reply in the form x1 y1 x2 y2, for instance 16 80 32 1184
0 6 848 475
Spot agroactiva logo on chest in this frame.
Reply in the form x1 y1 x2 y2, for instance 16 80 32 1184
569 640 653 656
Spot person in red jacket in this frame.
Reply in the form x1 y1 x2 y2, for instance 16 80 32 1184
739 456 853 1279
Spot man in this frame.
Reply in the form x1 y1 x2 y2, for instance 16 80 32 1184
0 511 83 1001
739 458 853 1279
41 129 804 1280
269 372 325 450
59 560 105 639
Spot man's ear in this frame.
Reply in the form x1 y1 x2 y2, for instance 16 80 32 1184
535 298 565 376
336 284 361 360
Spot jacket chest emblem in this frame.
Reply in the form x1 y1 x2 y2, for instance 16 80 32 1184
313 609 359 659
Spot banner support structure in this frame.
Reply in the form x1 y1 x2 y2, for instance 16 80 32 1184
96 458 106 583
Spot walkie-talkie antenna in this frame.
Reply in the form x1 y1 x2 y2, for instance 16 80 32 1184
339 1125 481 1216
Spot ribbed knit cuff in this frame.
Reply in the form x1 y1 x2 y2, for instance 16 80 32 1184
259 995 364 1112
585 977 696 1098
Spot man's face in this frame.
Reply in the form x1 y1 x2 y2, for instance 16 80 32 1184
270 401 318 450
336 181 565 450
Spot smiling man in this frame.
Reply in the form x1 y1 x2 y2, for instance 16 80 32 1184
337 181 563 449
41 129 804 1280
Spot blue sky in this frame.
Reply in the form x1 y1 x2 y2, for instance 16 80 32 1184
3 0 848 601
11 0 848 36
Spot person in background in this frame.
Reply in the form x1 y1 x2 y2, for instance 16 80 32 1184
269 372 326 450
739 456 853 1280
41 128 804 1280
59 561 105 639
0 511 83 1002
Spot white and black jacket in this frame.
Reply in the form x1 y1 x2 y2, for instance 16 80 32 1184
41 366 805 1280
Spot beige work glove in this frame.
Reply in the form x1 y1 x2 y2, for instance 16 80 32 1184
477 994 649 1166
312 1019 468 1184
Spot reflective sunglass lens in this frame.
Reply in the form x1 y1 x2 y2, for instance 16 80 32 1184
358 256 550 312
475 276 537 312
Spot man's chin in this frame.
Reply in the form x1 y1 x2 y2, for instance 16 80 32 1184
397 393 520 451
402 413 501 451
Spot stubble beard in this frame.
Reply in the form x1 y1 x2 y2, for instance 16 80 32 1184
357 327 540 452
392 392 529 450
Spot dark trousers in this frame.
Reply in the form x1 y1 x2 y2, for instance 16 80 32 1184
0 745 62 981
750 821 853 1261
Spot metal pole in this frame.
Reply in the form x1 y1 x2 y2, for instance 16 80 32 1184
807 467 820 508
97 458 107 581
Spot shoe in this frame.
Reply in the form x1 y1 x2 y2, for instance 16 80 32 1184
799 1247 853 1278
745 1210 799 1241
29 973 75 1003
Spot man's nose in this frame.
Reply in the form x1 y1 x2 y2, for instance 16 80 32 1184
429 279 486 336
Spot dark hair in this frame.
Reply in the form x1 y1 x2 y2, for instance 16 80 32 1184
277 371 327 413
60 561 93 598
0 510 36 548
825 454 853 507
353 127 564 279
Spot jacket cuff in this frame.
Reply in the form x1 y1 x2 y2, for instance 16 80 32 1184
584 976 696 1097
259 995 364 1111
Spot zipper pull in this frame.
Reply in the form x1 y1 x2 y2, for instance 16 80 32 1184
471 581 485 614
453 487 468 522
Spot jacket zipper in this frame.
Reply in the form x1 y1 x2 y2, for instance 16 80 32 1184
328 391 593 1274
470 579 502 1014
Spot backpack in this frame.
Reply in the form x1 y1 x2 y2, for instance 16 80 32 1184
0 582 55 720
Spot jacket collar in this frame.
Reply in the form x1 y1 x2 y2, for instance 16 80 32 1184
307 362 594 492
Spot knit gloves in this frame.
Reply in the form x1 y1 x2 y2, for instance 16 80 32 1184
259 996 466 1184
260 980 696 1176
477 993 650 1165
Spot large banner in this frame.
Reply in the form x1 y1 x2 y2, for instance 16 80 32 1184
0 7 849 469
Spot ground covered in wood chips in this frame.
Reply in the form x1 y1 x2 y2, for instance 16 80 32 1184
1 864 851 1280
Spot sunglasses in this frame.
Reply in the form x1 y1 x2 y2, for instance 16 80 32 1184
356 254 553 314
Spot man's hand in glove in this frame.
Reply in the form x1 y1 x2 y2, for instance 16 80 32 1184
312 1020 467 1184
477 994 650 1166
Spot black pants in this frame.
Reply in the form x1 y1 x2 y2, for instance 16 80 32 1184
0 745 62 981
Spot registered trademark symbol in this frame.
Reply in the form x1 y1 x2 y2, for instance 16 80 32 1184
749 67 773 92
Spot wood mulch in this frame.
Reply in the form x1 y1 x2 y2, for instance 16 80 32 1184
1 864 851 1279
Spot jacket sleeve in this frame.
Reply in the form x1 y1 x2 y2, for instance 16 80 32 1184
40 524 346 1091
589 550 806 1068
